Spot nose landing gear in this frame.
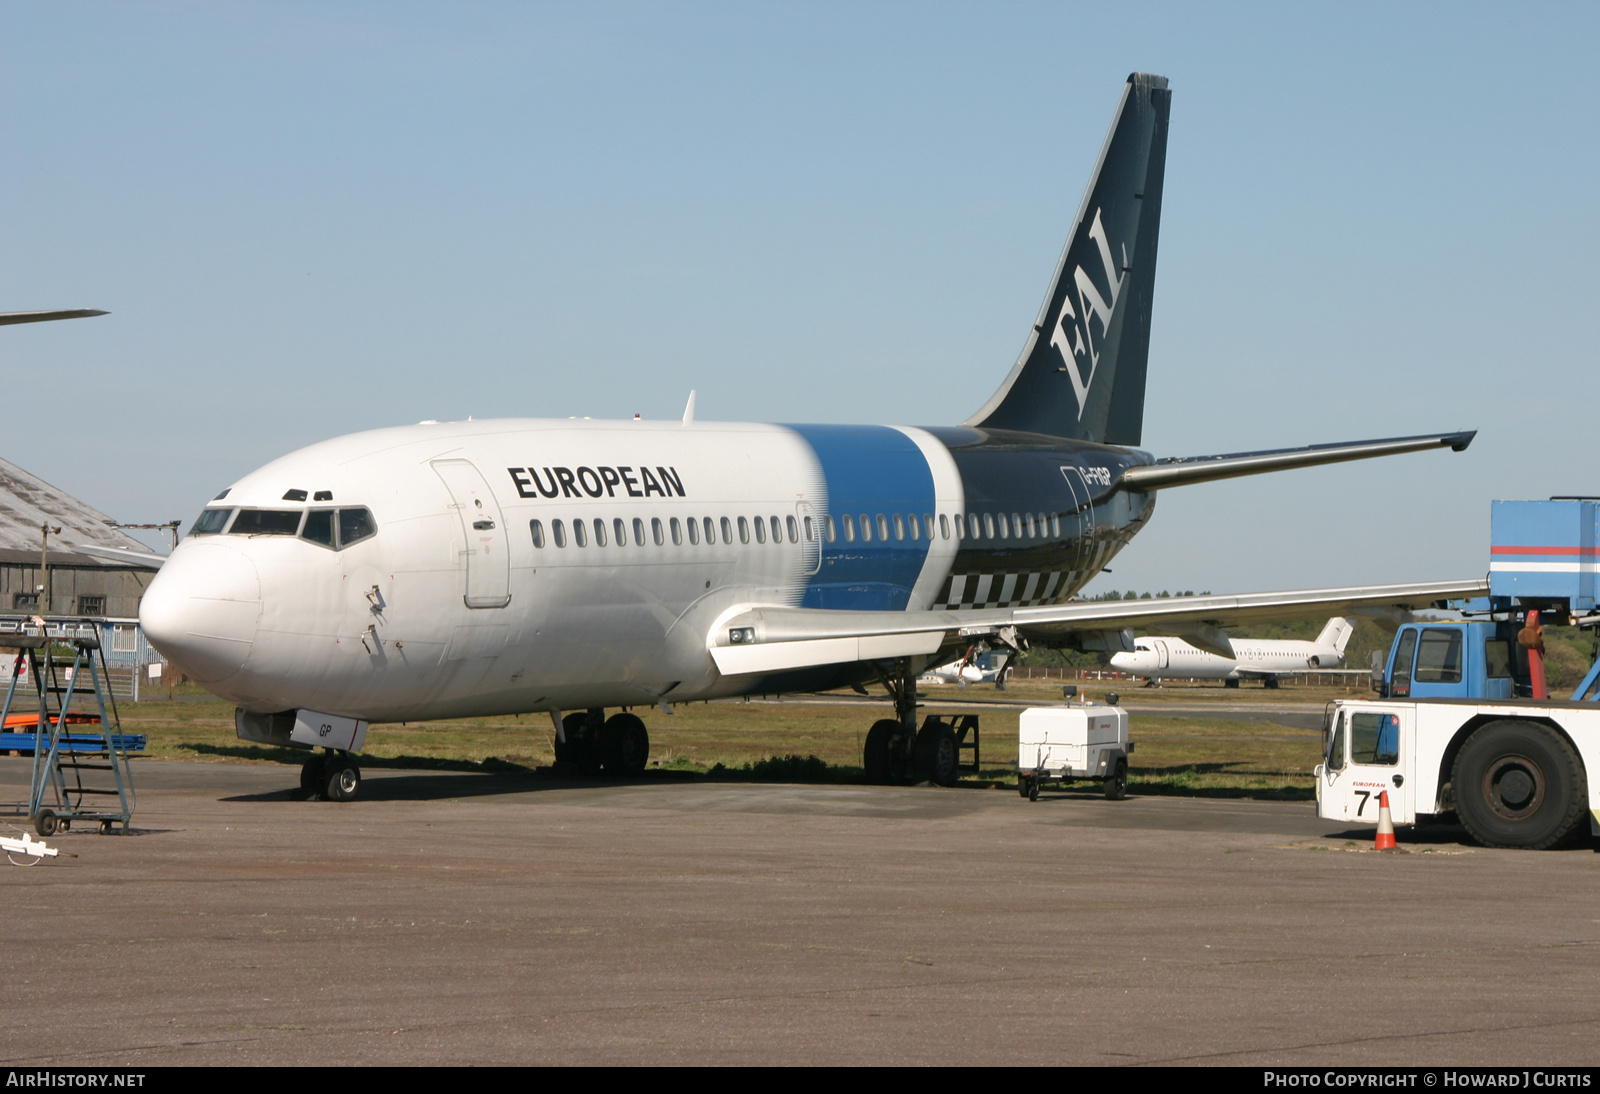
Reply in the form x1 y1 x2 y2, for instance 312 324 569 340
299 750 362 802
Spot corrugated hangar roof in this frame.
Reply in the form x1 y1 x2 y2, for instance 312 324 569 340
0 457 158 567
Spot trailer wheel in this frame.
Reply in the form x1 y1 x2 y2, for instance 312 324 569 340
1104 759 1128 801
1452 720 1588 850
1028 777 1040 802
35 810 58 837
1017 774 1032 799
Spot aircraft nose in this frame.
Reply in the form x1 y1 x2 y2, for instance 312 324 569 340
140 542 262 683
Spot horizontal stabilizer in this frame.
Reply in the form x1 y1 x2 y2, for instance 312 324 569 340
1119 431 1475 491
0 309 108 326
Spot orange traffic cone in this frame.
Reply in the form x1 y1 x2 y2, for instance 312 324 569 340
1374 790 1398 851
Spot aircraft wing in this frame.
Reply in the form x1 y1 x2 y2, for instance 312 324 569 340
709 578 1488 673
62 542 169 568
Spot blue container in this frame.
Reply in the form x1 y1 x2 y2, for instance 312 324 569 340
1489 500 1598 610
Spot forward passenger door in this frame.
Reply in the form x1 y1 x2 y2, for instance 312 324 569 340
432 459 512 609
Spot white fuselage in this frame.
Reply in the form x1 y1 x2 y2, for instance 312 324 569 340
1109 633 1346 682
139 417 1146 722
143 420 858 719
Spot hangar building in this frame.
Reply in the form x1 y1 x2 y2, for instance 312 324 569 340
0 456 162 619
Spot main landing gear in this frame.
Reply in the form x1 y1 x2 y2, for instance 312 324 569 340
861 660 979 787
553 709 651 778
299 749 362 802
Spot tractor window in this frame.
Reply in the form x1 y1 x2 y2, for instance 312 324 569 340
1350 712 1400 765
1325 713 1346 772
1390 631 1417 698
1415 629 1463 683
1485 638 1512 679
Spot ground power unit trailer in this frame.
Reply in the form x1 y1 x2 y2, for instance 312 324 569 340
1017 698 1132 801
1316 500 1600 849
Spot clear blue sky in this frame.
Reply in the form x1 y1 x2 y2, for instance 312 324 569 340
3 2 1596 594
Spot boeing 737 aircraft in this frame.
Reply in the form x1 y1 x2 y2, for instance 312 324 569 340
1110 618 1354 687
115 74 1485 800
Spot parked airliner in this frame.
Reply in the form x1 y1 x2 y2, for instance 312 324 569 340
1110 618 1354 687
113 74 1484 799
921 647 1015 689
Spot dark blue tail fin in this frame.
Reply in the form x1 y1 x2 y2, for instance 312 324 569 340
965 73 1170 445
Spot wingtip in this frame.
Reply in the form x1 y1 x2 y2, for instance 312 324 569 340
1448 430 1477 452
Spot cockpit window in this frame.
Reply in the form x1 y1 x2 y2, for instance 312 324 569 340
301 509 336 548
230 509 303 536
190 508 234 535
338 508 376 547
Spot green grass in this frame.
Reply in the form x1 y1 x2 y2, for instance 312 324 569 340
67 681 1325 798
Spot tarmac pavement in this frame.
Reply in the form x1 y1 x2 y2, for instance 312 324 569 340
2 757 1597 1066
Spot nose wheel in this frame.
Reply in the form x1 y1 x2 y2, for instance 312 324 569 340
300 750 362 802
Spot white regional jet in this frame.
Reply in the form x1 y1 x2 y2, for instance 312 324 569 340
117 74 1486 800
1109 618 1354 688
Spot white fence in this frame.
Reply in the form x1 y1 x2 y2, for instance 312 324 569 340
0 660 167 702
1012 666 1373 688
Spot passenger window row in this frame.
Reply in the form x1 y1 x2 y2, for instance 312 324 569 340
529 509 1068 550
531 514 812 550
819 512 1064 543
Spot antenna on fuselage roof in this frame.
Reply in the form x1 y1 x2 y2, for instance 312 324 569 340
682 390 696 425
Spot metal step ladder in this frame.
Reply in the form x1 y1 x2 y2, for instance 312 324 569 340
0 618 135 836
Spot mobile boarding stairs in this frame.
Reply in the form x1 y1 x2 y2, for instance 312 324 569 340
0 616 141 836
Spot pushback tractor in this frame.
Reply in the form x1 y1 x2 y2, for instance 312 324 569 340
1317 500 1600 849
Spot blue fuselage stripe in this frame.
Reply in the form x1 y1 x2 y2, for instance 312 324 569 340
785 424 935 611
